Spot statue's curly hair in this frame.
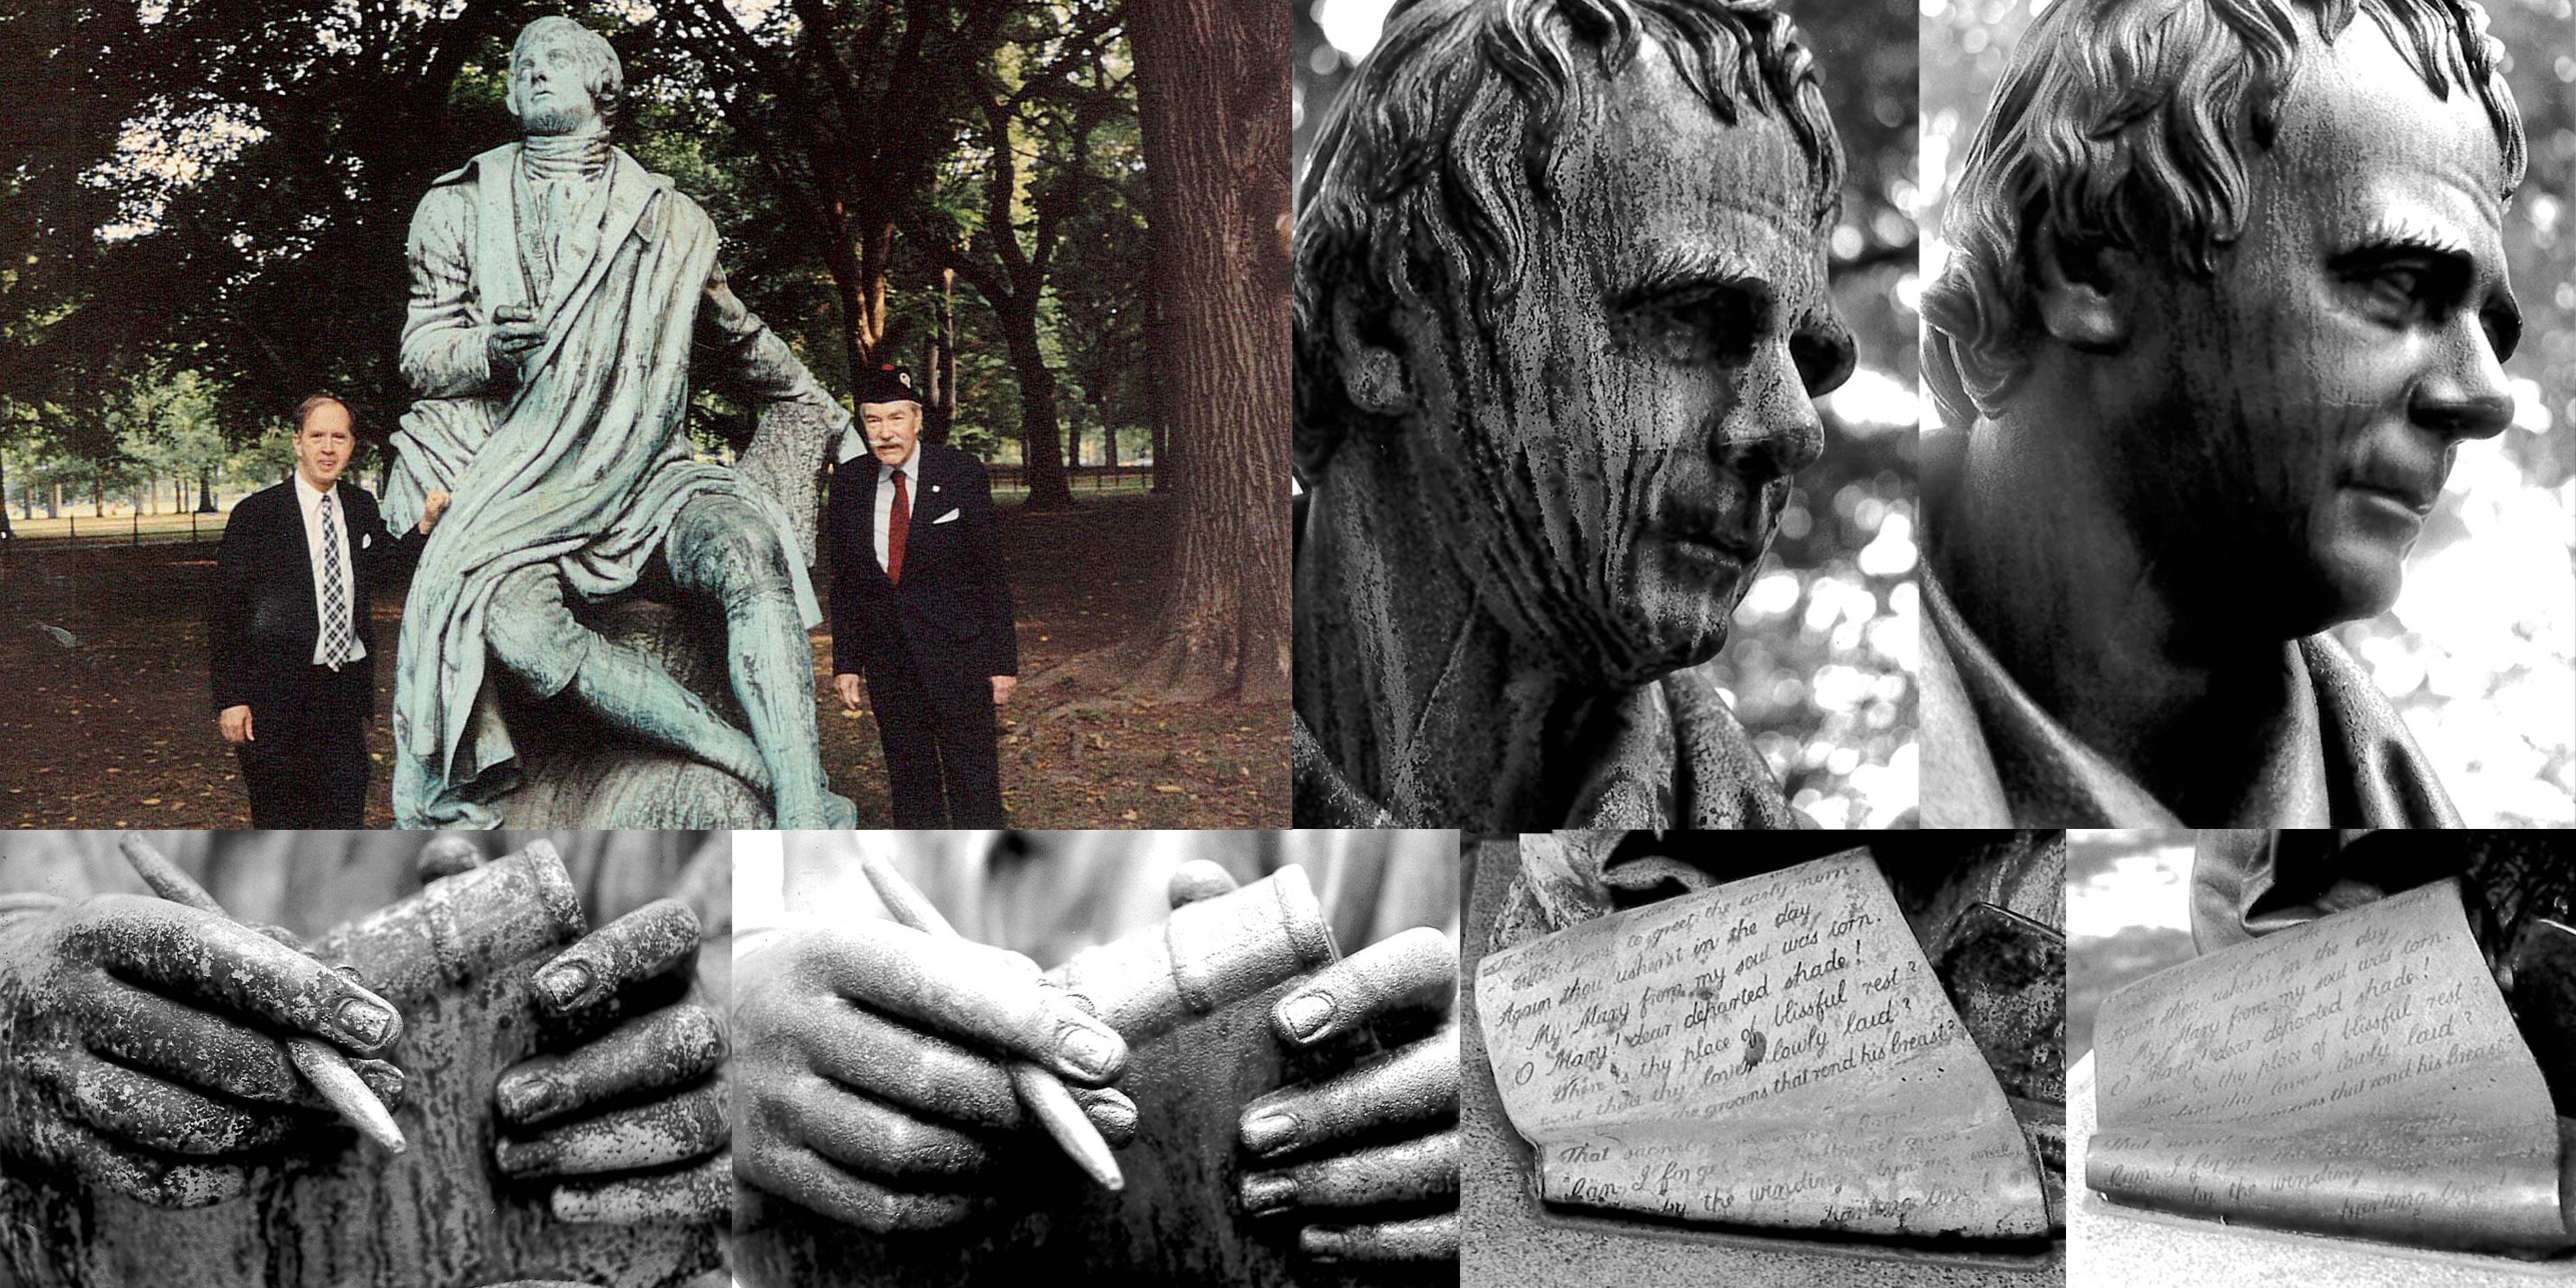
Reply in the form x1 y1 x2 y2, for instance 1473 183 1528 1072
1292 0 1843 481
505 16 625 134
1921 0 2524 433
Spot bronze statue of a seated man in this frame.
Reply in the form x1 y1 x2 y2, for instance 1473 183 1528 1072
1291 0 1856 830
1919 0 2526 825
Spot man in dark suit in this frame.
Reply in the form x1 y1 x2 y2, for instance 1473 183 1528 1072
825 367 1019 826
208 394 450 826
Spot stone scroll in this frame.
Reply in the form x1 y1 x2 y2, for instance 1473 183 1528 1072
2088 878 2567 1253
1473 850 2049 1240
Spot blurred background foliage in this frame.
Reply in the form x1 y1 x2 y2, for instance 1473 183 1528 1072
1925 0 2576 826
1292 0 1922 828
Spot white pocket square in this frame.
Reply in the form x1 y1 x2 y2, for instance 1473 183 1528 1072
362 533 373 549
932 508 961 525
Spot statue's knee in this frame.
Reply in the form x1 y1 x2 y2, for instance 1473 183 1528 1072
678 507 790 596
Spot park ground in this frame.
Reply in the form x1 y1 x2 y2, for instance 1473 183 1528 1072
0 489 1286 829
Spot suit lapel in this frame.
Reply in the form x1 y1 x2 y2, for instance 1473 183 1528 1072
848 462 891 588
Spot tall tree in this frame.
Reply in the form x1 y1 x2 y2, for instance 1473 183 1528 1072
1115 0 1291 702
658 0 1012 379
919 16 1132 509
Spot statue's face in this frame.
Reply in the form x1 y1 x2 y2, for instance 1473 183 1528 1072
511 28 603 136
2105 19 2515 634
1397 48 1852 685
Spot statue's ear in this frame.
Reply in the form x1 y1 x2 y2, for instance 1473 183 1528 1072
1330 294 1414 417
2031 226 2132 352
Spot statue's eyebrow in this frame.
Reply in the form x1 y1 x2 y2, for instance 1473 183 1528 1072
2340 212 2471 261
1605 244 1763 315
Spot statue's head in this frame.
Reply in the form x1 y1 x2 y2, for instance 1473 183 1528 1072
506 16 622 137
1294 0 1853 685
1924 0 2525 632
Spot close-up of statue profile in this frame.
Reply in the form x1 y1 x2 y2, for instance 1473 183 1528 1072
1291 0 1919 832
1918 0 2576 827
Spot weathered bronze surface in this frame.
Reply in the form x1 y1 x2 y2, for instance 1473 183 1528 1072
1290 0 1853 830
1476 850 2049 1240
0 844 718 1287
2089 878 2565 1253
1460 840 2063 1287
734 864 1453 1286
1919 0 2527 826
388 16 855 830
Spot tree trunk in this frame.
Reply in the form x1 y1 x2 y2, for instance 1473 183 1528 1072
1103 408 1119 471
997 295 1075 509
197 465 216 513
1119 0 1291 702
0 450 12 537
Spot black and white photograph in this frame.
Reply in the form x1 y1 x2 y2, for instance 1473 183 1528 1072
2067 829 2576 1285
0 830 731 1288
1460 830 2065 1286
727 828 1458 1287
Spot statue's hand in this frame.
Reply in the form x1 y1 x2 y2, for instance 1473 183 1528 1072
1237 927 1459 1262
492 899 730 1225
484 305 545 377
0 895 405 1208
732 919 1134 1233
418 489 453 534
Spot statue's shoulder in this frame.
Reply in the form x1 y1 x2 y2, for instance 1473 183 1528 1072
424 143 519 194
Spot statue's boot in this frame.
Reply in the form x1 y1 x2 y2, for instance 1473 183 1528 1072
711 580 851 828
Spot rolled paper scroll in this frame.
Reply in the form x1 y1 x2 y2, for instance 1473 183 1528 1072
1475 849 2050 1240
2088 877 2567 1253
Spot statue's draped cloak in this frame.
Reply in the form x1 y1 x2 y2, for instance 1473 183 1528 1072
1919 569 2459 827
387 142 821 828
1291 668 1807 829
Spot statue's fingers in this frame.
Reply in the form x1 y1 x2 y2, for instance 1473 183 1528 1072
21 1115 252 1209
72 896 403 1056
417 833 488 883
1271 927 1455 1048
740 1143 982 1233
497 1002 725 1126
799 1001 1021 1131
807 921 1126 1087
1068 1085 1139 1148
495 1079 728 1179
547 1152 730 1226
73 979 303 1102
1240 1131 1457 1215
530 899 699 1017
1301 1212 1459 1261
774 1074 995 1181
1167 860 1240 908
1241 1025 1457 1157
28 1049 298 1157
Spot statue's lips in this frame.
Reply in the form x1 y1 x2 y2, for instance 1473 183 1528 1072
1648 521 1763 570
2340 472 2439 516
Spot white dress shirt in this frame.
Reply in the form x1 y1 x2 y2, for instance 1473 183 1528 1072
872 450 923 575
294 473 365 666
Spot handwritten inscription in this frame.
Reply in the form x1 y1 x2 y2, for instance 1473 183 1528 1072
1476 850 2047 1239
2088 879 2566 1253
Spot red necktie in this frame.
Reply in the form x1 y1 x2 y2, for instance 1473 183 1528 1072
887 469 909 585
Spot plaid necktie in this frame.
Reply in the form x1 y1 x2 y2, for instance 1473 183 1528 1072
318 493 354 668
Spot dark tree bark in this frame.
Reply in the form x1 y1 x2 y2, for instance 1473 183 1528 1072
1117 0 1291 702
